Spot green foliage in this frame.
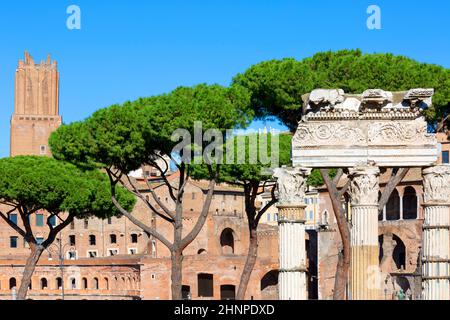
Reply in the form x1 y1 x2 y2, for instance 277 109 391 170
190 133 293 184
50 84 254 173
0 156 135 219
307 169 337 187
233 49 450 131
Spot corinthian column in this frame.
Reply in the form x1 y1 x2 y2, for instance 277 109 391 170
273 167 311 300
422 165 450 300
348 165 381 300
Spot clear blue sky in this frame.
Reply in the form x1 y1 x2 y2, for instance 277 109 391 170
0 0 449 158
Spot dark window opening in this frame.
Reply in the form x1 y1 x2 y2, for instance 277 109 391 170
182 285 191 300
89 235 96 246
198 274 214 297
393 235 406 270
69 235 76 246
131 234 138 244
386 189 400 221
56 277 62 289
443 151 449 164
403 187 418 220
9 278 17 290
10 236 18 248
82 278 88 289
41 278 48 290
220 285 236 300
110 234 117 244
220 228 235 255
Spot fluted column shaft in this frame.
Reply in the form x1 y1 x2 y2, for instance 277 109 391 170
274 167 311 300
422 165 450 300
277 205 307 300
348 165 381 300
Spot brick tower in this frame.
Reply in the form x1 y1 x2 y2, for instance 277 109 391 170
10 51 62 157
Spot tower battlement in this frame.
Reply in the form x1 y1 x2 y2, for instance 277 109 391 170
10 52 62 157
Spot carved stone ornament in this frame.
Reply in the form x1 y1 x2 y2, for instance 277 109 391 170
361 89 393 110
422 165 450 204
273 167 312 205
348 165 380 206
294 123 366 147
368 119 436 145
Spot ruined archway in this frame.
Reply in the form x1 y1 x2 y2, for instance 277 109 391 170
260 270 279 300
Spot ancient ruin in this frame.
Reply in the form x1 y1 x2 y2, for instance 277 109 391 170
275 88 450 300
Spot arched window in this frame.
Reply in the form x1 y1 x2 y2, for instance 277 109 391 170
393 235 406 270
70 278 76 289
197 249 207 255
403 187 417 220
321 210 329 225
104 277 109 290
220 228 235 255
56 277 62 289
82 278 88 289
89 235 96 246
93 278 99 290
386 190 400 220
131 234 138 244
9 278 17 290
41 278 48 290
110 234 117 244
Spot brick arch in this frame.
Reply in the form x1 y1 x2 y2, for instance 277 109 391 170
215 219 242 241
378 231 410 272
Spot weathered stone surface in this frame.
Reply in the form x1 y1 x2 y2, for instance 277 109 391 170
293 89 438 168
273 167 311 205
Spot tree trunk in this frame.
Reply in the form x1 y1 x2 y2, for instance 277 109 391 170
171 249 183 300
17 245 44 300
236 227 258 300
319 169 350 300
330 203 350 301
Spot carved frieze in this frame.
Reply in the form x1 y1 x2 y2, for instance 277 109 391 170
294 123 366 147
422 165 450 204
368 120 435 145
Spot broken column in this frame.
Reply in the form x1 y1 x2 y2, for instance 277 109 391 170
348 165 381 300
274 167 311 300
422 165 450 300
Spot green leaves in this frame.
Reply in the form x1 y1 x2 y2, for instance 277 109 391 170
190 133 293 185
50 84 254 173
0 156 135 218
233 49 450 131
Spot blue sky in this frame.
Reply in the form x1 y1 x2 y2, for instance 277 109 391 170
0 0 449 158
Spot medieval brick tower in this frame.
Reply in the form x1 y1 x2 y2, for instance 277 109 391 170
10 51 62 157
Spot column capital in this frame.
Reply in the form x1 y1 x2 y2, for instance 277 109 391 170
273 167 311 206
348 165 380 206
422 165 450 205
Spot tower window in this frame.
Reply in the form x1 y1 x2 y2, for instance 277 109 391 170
10 236 18 248
40 145 46 155
89 235 96 246
443 151 449 164
9 213 18 225
36 214 44 227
